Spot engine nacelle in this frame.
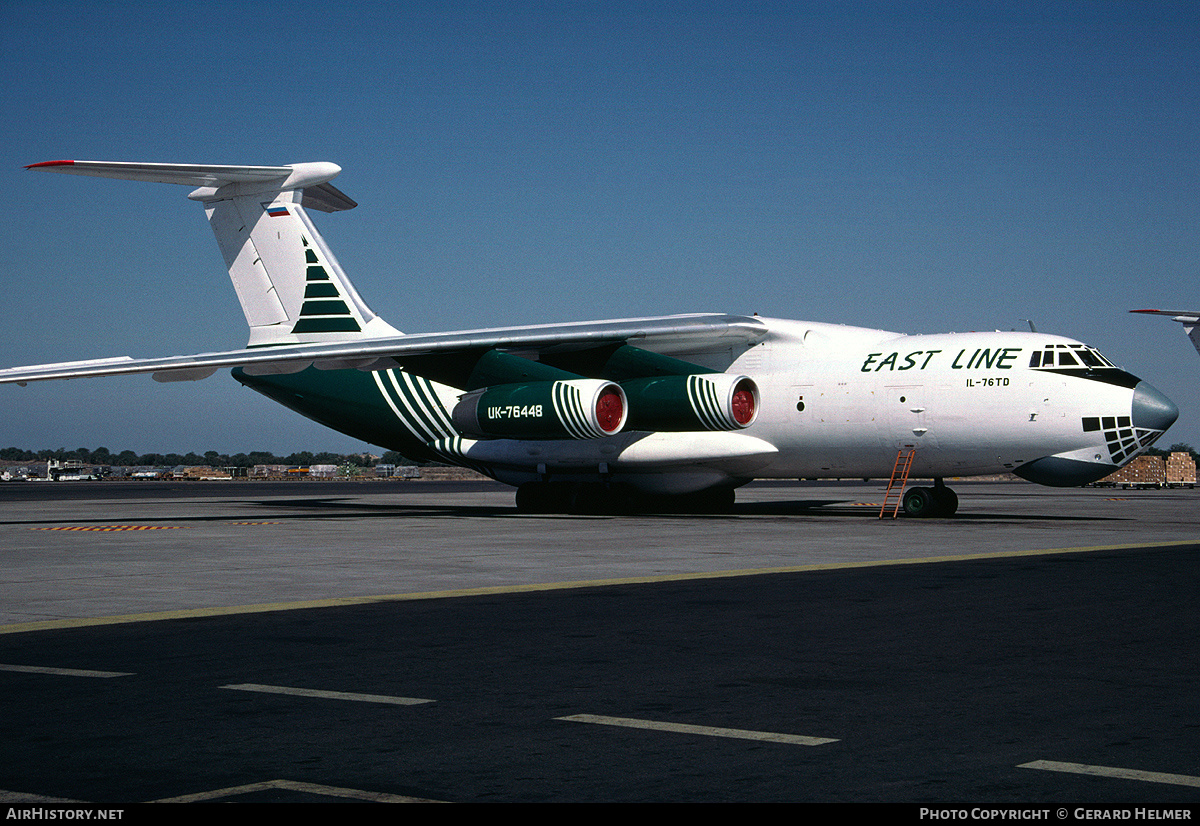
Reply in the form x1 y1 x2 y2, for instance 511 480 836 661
621 374 759 431
452 379 627 440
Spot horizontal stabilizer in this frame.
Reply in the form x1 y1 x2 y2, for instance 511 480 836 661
26 160 293 186
301 182 358 213
26 160 356 212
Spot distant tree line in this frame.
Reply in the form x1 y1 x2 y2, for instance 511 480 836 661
1147 443 1199 461
6 443 1195 469
0 446 431 467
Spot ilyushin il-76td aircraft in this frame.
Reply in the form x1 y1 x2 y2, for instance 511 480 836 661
2 160 1180 516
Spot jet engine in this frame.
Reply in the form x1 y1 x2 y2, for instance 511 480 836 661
452 379 627 440
620 373 759 431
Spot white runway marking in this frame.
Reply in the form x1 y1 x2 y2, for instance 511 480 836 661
0 663 133 678
220 682 434 706
556 713 838 745
151 778 444 803
0 789 90 804
1019 760 1200 788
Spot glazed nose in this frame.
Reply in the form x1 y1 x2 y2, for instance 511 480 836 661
1132 381 1179 432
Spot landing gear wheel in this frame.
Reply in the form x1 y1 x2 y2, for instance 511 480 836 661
902 484 958 517
901 486 937 518
691 486 736 513
642 487 736 514
932 485 958 517
569 482 611 515
516 482 573 513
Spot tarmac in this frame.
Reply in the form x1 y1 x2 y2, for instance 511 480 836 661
2 478 1196 628
1 479 1198 805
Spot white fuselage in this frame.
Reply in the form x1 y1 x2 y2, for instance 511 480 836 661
732 319 1130 479
426 317 1163 494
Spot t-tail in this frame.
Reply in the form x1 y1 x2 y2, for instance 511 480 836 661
25 160 400 347
1130 308 1200 360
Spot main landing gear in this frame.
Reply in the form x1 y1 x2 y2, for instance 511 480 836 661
901 478 959 518
515 481 736 515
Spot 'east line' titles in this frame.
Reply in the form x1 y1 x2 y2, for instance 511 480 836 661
861 348 1022 373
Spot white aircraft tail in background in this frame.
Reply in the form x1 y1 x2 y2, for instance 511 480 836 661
1130 309 1200 359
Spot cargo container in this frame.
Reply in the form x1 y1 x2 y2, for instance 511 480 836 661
1095 455 1166 488
1165 451 1197 488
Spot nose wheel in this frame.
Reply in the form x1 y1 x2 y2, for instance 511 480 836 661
902 480 958 517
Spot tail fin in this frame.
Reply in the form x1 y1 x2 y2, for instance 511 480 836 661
26 160 400 347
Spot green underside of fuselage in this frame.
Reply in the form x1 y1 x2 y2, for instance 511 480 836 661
231 366 438 461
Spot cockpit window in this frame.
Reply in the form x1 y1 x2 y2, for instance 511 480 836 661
1030 343 1119 370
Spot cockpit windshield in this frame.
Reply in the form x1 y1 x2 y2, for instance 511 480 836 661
1029 343 1117 370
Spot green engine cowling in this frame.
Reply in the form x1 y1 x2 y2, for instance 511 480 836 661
621 373 759 432
451 379 627 440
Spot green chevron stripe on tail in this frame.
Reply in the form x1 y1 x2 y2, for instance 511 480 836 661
290 237 362 334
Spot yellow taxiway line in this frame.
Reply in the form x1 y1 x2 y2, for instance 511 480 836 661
1 539 1193 636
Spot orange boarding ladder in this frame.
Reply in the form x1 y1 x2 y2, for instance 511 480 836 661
879 449 915 519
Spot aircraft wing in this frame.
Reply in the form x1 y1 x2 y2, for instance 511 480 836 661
0 313 768 386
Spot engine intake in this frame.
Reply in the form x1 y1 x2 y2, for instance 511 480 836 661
452 379 627 440
621 374 759 431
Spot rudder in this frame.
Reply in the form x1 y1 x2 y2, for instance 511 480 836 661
201 188 396 346
190 163 400 346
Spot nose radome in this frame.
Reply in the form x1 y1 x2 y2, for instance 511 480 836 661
1132 381 1179 432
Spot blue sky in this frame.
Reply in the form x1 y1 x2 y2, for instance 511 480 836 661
2 1 1198 456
